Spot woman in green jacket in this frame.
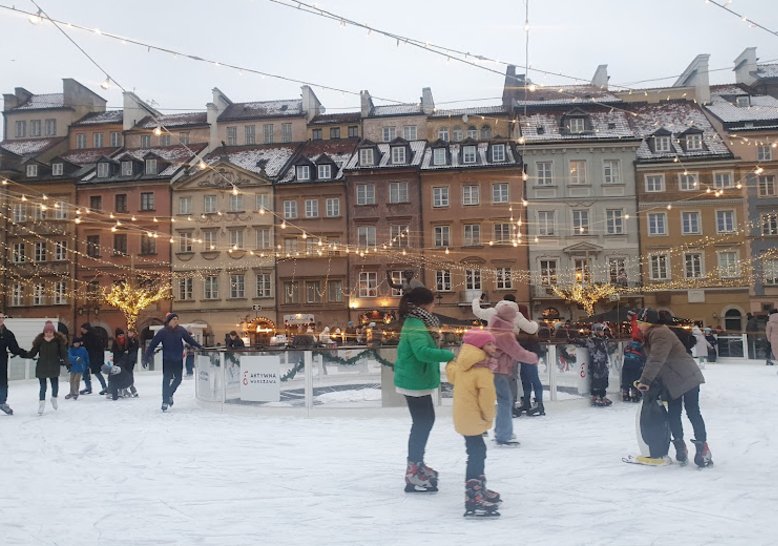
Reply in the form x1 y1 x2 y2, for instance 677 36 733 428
394 287 455 493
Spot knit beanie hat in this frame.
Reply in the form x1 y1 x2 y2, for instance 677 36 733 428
636 308 661 324
462 329 496 349
43 321 56 334
164 312 179 325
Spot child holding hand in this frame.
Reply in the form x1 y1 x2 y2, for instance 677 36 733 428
66 337 89 400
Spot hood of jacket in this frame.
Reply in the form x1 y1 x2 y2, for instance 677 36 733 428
494 300 518 322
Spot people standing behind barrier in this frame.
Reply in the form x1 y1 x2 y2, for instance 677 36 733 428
344 321 357 345
27 321 69 415
516 332 545 416
572 323 612 407
703 328 718 363
66 337 89 401
79 322 107 395
394 287 455 493
0 313 28 416
766 309 778 366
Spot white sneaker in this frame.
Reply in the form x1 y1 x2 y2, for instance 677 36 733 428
51 397 58 410
38 400 45 415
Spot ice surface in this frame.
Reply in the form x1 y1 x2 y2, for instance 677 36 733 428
1 361 775 545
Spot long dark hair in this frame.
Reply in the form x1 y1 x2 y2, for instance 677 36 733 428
398 287 435 320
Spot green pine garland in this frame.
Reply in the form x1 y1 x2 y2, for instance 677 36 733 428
278 348 395 382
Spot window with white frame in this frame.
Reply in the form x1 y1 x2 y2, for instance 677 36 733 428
325 197 340 217
572 209 589 235
603 159 621 184
758 175 776 197
54 281 67 305
179 232 193 253
359 148 374 166
357 226 377 248
204 276 219 300
682 211 701 235
178 278 193 300
15 121 26 137
536 161 553 185
281 123 292 143
45 119 56 136
390 225 409 248
391 146 407 164
465 269 482 290
540 260 557 286
492 183 509 204
389 271 404 296
735 96 751 107
573 258 591 283
140 135 151 147
568 117 586 133
494 223 511 243
356 183 376 205
54 241 67 261
13 243 25 263
228 194 244 212
230 274 245 299
716 210 735 233
403 125 417 140
462 185 480 206
713 171 734 188
467 126 478 139
255 227 272 249
606 209 624 234
11 283 23 307
256 273 272 297
178 196 192 215
140 192 155 211
569 160 587 184
649 254 670 280
685 134 703 150
763 259 778 285
33 204 46 221
496 267 513 289
76 133 87 148
718 251 740 278
327 279 343 302
35 242 46 262
26 164 38 177
434 226 450 247
435 270 452 292
13 203 27 222
463 224 481 246
296 166 310 181
121 161 133 176
608 258 627 284
684 252 704 278
263 124 274 144
433 148 447 166
452 127 464 141
654 136 671 153
284 238 298 253
245 125 256 145
359 272 378 297
204 195 217 214
382 126 396 142
491 144 506 162
438 127 449 141
389 181 409 203
462 145 477 164
305 281 321 303
432 187 449 207
33 283 45 306
30 120 41 137
538 211 555 236
312 128 322 141
202 230 217 250
645 174 665 192
757 145 772 162
679 172 698 191
54 202 67 220
317 164 332 180
762 213 778 236
648 213 667 235
224 228 243 250
226 127 237 146
256 193 271 212
52 163 63 176
111 131 122 146
284 281 299 304
304 199 318 218
144 159 157 175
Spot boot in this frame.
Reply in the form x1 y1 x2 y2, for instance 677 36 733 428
691 439 713 468
527 401 545 416
0 403 13 415
622 389 631 402
478 475 502 504
420 462 438 486
38 400 45 415
404 461 437 493
79 388 92 395
464 479 500 517
672 439 688 465
514 396 531 417
51 397 58 410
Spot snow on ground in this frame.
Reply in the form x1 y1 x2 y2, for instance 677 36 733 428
2 362 778 545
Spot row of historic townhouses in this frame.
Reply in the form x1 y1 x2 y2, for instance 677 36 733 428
420 120 528 323
342 137 426 326
76 141 206 343
705 84 778 317
359 88 433 143
308 111 362 142
629 99 744 329
274 139 359 335
172 143 299 345
516 89 643 323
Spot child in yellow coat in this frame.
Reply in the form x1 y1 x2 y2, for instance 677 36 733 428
446 329 501 516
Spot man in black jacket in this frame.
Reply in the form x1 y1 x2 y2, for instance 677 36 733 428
79 323 108 395
0 314 28 415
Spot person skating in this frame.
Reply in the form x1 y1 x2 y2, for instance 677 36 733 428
125 330 140 397
65 337 89 400
517 332 545 416
143 313 203 411
0 313 28 415
394 287 455 493
110 329 138 399
446 329 501 517
691 325 713 369
765 309 778 366
27 321 69 415
572 323 613 407
635 308 712 468
79 322 108 395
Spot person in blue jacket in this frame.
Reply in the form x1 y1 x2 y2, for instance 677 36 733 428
66 337 90 400
143 313 203 412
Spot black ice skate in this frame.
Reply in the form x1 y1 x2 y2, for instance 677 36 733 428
0 403 13 415
691 439 713 468
672 439 688 466
464 479 500 517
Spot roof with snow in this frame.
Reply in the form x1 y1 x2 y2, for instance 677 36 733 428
73 110 124 126
310 112 361 125
430 105 507 118
369 104 424 117
518 108 636 143
278 139 359 183
138 112 208 129
705 87 778 127
420 141 521 170
79 144 206 183
59 147 122 166
202 144 299 179
9 93 66 110
757 63 778 80
218 100 304 122
344 140 427 170
513 85 620 107
0 138 63 157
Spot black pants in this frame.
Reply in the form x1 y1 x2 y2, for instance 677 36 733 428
668 386 707 443
84 367 107 391
38 377 58 400
0 360 8 404
162 359 184 403
464 435 487 480
405 394 435 463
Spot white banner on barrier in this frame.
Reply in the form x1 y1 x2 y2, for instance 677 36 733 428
240 355 281 402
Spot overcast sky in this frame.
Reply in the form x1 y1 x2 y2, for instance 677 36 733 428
1 0 777 137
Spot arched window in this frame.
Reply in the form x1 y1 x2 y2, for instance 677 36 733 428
724 308 742 332
467 126 478 139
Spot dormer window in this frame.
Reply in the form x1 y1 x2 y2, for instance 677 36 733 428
26 164 38 177
463 145 477 164
568 117 586 134
359 148 374 166
433 148 447 166
121 161 134 176
317 164 332 180
97 162 110 178
655 136 671 153
686 134 703 151
491 144 506 162
296 165 310 181
52 163 63 176
735 96 750 107
391 146 406 164
145 158 157 175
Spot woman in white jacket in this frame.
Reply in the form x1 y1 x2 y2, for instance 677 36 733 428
691 325 713 369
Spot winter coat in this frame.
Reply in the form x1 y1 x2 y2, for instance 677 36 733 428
0 326 26 367
81 327 105 372
446 344 496 436
472 298 539 334
573 335 611 382
394 316 455 392
144 325 203 364
691 326 713 358
112 337 139 369
766 314 778 354
488 302 539 375
704 334 718 361
28 333 68 379
639 325 705 400
67 346 90 375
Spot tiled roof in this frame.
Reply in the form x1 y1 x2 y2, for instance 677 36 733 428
344 140 427 170
706 92 778 124
513 86 619 106
310 112 361 124
628 102 731 160
218 99 303 122
203 144 299 179
370 104 423 117
114 144 206 176
757 64 778 79
430 105 507 118
420 141 521 170
11 93 65 110
73 110 124 125
278 139 359 183
518 109 635 143
0 138 62 157
139 112 208 128
59 147 122 165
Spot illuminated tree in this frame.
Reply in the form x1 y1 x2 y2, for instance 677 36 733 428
550 283 617 317
102 282 171 332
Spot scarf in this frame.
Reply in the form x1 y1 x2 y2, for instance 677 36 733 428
406 304 441 345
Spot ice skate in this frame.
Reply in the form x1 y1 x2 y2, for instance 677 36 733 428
161 402 169 412
79 388 91 395
622 389 631 402
420 462 438 486
0 403 13 415
404 461 438 493
463 479 500 517
526 402 545 416
691 439 713 468
37 400 45 415
51 397 58 410
494 438 520 447
622 454 672 466
479 475 502 504
672 439 688 466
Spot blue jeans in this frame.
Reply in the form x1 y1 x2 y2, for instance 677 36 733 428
84 368 107 391
185 354 195 376
162 359 184 403
405 394 435 463
668 386 707 443
464 435 487 480
493 374 513 442
520 363 543 404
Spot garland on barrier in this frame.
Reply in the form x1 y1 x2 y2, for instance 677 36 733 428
278 348 396 382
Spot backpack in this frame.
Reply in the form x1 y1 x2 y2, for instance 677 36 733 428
623 340 646 369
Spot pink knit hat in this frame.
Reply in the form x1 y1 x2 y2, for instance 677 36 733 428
462 329 496 349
